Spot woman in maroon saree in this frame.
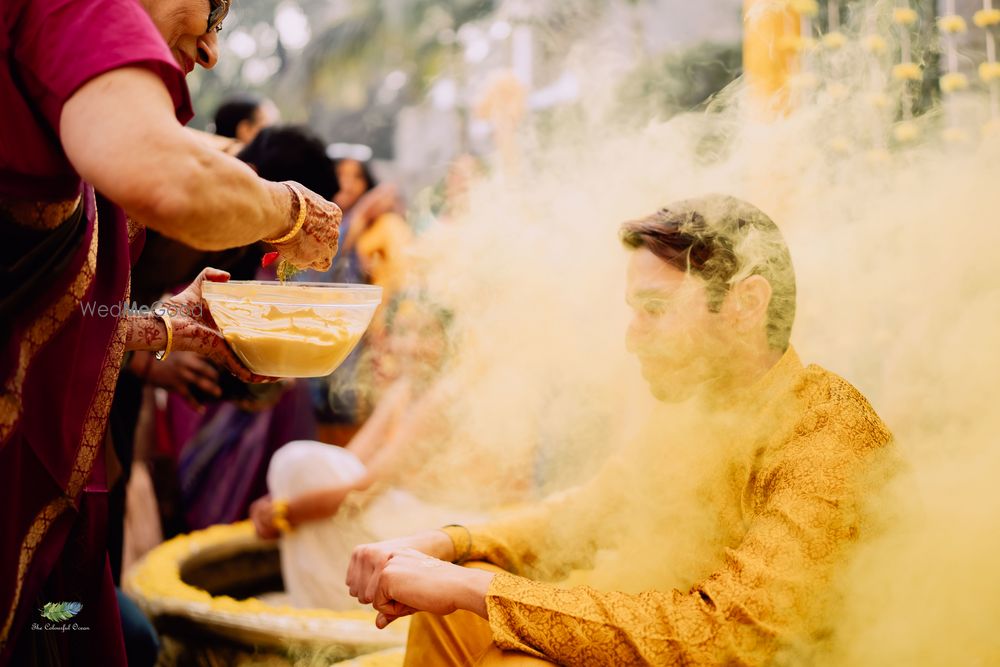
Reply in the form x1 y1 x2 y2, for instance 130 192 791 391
0 0 343 663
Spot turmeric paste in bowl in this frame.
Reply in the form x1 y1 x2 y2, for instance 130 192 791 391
203 281 382 377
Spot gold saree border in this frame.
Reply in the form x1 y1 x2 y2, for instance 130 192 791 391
0 195 83 231
0 302 127 653
0 202 128 653
0 198 99 443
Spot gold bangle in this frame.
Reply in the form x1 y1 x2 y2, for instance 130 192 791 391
444 524 472 564
264 183 307 245
153 307 173 362
272 499 293 534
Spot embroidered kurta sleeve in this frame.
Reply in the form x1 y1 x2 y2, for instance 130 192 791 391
444 457 630 580
476 395 893 666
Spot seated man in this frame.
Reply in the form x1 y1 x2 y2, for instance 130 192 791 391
345 194 895 666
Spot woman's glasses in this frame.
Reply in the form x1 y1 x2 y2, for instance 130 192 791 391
207 0 231 33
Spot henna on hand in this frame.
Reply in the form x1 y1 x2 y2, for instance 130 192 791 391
270 181 342 272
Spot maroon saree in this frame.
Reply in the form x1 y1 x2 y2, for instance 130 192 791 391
0 0 192 663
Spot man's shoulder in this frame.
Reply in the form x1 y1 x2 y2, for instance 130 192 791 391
788 364 893 455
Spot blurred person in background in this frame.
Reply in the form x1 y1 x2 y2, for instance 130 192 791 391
0 0 340 664
248 296 472 610
214 93 280 147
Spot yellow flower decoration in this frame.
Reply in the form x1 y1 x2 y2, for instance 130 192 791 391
790 0 820 18
980 61 1000 83
867 92 893 109
938 15 967 34
942 127 969 144
822 31 848 49
893 121 920 143
973 9 1000 28
122 522 410 652
863 34 888 55
940 72 970 93
892 7 919 27
892 62 923 81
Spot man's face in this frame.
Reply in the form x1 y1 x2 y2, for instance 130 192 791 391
625 248 730 403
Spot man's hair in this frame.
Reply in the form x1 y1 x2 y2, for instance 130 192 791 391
620 194 796 351
237 126 339 200
214 94 264 138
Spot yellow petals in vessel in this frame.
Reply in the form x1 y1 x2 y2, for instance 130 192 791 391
938 15 968 34
940 72 970 93
893 7 919 26
973 9 1000 28
979 62 1000 83
892 62 923 82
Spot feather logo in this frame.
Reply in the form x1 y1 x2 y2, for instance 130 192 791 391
39 602 82 622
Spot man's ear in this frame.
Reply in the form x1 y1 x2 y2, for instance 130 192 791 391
728 275 772 330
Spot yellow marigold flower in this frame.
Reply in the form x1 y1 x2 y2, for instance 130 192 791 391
865 149 892 165
892 62 923 82
867 92 893 109
893 7 919 27
942 127 969 144
980 61 1000 83
822 31 848 49
863 34 888 55
940 72 970 93
973 9 1000 28
790 0 819 18
893 121 920 143
938 15 967 34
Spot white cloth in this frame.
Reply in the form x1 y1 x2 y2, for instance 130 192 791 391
267 440 481 610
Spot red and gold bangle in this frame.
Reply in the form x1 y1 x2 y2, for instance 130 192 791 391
264 183 307 245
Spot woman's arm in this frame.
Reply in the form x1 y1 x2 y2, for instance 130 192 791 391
60 67 339 268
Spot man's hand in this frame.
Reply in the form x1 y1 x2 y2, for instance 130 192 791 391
361 548 495 628
346 531 456 604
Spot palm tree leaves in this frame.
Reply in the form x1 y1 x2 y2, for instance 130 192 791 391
39 601 82 622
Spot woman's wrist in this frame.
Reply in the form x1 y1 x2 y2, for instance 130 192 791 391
125 314 168 352
261 181 302 243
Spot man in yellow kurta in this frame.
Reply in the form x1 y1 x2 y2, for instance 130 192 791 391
345 194 894 665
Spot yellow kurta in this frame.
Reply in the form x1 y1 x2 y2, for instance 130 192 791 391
430 349 894 666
